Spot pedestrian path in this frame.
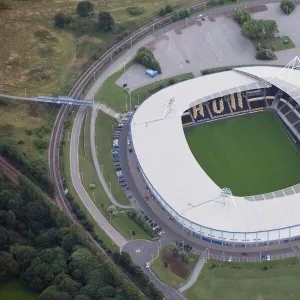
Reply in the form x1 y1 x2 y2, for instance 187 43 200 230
94 103 122 120
181 258 206 291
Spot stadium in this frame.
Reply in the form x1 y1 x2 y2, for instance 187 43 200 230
130 58 300 248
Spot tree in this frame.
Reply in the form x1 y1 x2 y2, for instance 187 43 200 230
76 1 93 17
135 47 161 73
58 277 82 297
0 251 20 281
39 285 72 300
10 244 38 270
54 13 69 28
179 251 189 263
98 11 114 31
170 246 180 257
235 9 251 25
120 251 132 269
256 48 275 60
242 19 278 40
280 0 295 14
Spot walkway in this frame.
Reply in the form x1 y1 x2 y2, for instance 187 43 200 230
70 106 127 247
0 93 35 101
94 103 122 120
181 258 207 292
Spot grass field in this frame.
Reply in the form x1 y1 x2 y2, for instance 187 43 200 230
78 109 153 241
95 69 193 112
255 36 296 51
151 245 199 286
0 99 58 163
184 258 300 300
0 0 194 96
184 112 300 196
63 111 119 252
0 281 38 300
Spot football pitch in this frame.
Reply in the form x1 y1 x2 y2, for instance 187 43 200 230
184 112 300 196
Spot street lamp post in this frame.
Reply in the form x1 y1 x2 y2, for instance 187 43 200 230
112 124 114 133
100 165 104 173
109 213 112 222
81 172 83 182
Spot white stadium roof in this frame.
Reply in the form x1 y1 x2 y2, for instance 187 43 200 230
131 66 300 235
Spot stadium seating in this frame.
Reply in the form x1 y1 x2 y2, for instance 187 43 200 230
267 99 274 106
277 100 285 110
294 122 300 134
181 110 194 125
249 99 266 109
212 99 224 114
285 111 299 125
230 94 236 110
192 104 204 119
296 106 300 114
280 104 292 115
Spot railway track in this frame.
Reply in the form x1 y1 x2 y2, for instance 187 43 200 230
0 156 19 184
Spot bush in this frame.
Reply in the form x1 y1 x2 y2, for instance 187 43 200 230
219 0 225 4
33 139 48 150
163 261 168 268
36 125 51 138
168 78 175 85
0 1 10 9
135 47 161 73
235 9 251 25
165 5 173 13
126 6 144 16
280 0 295 14
256 48 275 60
173 8 191 21
76 1 93 17
98 11 114 31
54 13 72 28
159 8 166 17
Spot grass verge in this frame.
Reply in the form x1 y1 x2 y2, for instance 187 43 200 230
63 110 119 252
0 281 38 300
151 245 199 286
78 109 153 241
201 64 284 75
184 258 300 300
95 70 194 112
255 36 296 52
184 112 300 196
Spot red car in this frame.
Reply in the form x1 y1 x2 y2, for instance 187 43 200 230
240 252 248 256
144 196 149 201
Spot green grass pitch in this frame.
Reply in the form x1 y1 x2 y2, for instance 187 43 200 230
184 112 300 196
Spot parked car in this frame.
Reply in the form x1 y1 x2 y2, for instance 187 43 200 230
146 262 150 268
113 163 120 167
127 139 131 145
158 231 165 236
228 256 232 262
118 179 125 183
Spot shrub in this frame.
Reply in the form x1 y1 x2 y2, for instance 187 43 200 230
159 8 166 17
76 1 93 17
168 78 175 85
17 140 24 145
98 11 114 31
0 1 10 9
219 0 225 4
126 6 144 16
280 0 295 14
54 13 72 28
235 9 251 25
33 139 48 150
163 261 168 268
256 48 275 60
135 47 161 73
165 5 173 13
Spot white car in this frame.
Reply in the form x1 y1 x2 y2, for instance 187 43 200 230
146 262 150 268
127 139 131 145
158 231 165 236
197 14 203 19
228 256 232 262
267 255 271 261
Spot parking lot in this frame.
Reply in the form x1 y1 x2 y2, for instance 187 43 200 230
116 3 299 91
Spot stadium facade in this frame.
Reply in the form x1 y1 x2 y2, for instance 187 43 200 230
131 63 300 247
